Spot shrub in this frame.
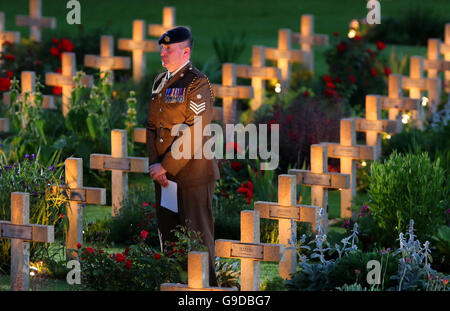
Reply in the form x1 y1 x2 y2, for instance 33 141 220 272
0 152 66 273
108 185 158 247
367 152 448 247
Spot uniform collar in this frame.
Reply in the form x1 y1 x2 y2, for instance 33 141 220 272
167 60 190 80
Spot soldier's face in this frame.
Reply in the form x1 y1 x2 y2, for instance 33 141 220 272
160 42 190 72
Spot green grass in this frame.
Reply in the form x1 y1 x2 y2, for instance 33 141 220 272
2 0 447 78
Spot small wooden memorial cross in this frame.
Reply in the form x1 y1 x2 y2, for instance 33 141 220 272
443 24 450 92
0 12 21 62
84 35 131 83
49 158 106 259
292 15 329 72
15 0 56 42
118 20 159 82
90 129 149 216
161 251 237 291
0 192 54 291
212 63 254 125
254 175 320 279
321 119 377 219
355 95 403 158
265 28 312 89
288 144 350 232
148 7 189 37
0 117 8 133
45 52 94 116
402 56 441 115
236 46 281 111
426 30 450 94
3 71 56 111
379 74 424 129
215 210 286 291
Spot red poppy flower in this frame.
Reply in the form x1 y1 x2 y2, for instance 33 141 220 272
35 60 42 66
3 54 15 61
349 75 356 84
115 253 125 263
59 38 75 52
56 67 62 73
86 247 95 254
52 86 62 95
142 202 150 207
0 77 11 91
52 38 59 44
354 35 362 41
140 230 148 240
125 259 132 269
76 243 82 249
384 67 391 76
230 161 243 172
6 71 13 78
333 31 339 37
370 68 377 77
325 89 339 98
376 41 386 51
323 75 333 83
50 47 60 57
337 42 346 53
303 90 310 97
326 82 336 89
154 253 162 260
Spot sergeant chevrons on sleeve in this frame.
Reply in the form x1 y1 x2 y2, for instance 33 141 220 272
146 62 219 186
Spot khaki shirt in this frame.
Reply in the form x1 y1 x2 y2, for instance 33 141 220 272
146 62 220 186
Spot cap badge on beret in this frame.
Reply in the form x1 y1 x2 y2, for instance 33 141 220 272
164 36 170 43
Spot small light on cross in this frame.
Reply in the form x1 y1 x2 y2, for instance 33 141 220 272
401 114 410 124
421 96 429 107
361 161 367 167
275 83 281 93
386 134 391 140
349 19 360 30
347 29 357 39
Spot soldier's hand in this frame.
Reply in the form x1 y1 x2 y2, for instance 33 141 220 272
155 174 169 187
149 163 167 179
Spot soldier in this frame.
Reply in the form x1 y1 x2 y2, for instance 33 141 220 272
146 27 220 286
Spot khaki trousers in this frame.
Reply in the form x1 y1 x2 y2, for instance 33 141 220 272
154 180 218 286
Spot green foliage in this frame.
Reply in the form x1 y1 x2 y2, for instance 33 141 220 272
367 152 448 247
108 185 158 247
78 243 178 291
261 275 288 291
0 152 66 273
84 218 111 246
365 5 449 46
215 259 240 289
323 34 388 110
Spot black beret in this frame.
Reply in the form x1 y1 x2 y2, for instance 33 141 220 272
158 26 192 45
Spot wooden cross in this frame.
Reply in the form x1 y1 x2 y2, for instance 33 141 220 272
161 251 237 291
291 15 329 72
15 0 56 42
402 56 441 115
49 158 106 259
0 117 8 132
3 71 56 111
212 63 254 125
379 74 424 129
236 46 281 111
264 28 312 89
45 52 94 116
118 20 159 82
148 7 189 37
354 95 403 158
254 174 320 280
288 144 350 232
0 192 54 291
321 119 377 219
90 129 149 216
0 12 21 60
426 35 450 93
215 210 286 291
84 35 131 83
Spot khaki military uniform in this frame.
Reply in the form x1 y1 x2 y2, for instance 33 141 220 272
146 61 220 285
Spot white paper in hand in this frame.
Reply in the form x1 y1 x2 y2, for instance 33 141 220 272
160 180 178 213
